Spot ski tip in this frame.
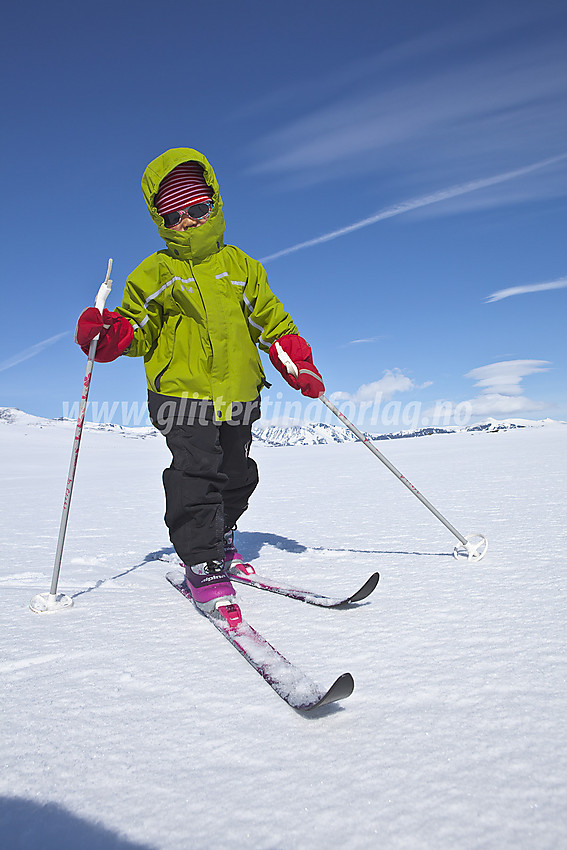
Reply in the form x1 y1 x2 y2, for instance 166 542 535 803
304 672 355 710
345 572 380 604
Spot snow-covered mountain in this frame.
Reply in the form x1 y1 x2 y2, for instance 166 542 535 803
1 406 563 446
0 407 158 439
251 416 561 445
251 421 362 445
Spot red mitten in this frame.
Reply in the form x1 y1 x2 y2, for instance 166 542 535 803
269 334 325 398
75 307 134 362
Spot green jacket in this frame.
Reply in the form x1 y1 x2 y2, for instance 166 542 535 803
116 148 298 421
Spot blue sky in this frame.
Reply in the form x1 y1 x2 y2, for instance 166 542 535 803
1 0 566 431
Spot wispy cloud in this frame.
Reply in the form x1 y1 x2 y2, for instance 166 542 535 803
466 360 550 395
464 393 547 416
462 359 550 415
485 276 567 303
250 18 567 189
260 155 566 263
346 336 385 345
0 332 69 373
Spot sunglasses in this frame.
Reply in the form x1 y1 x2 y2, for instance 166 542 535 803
162 200 213 228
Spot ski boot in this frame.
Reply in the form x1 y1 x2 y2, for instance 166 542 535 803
184 559 241 626
223 529 255 577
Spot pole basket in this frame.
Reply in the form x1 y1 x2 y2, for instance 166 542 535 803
453 533 489 562
29 592 74 613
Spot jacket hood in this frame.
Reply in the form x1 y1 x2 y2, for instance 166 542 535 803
141 148 226 262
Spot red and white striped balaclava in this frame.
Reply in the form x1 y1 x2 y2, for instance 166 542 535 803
155 161 213 216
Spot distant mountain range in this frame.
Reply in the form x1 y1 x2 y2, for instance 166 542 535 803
0 407 158 439
251 418 562 446
1 407 563 446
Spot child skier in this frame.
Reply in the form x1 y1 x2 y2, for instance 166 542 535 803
76 147 324 613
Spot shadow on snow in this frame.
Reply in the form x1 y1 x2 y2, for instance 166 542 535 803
71 530 447 598
0 796 154 850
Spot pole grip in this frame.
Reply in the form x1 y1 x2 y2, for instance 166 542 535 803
88 259 114 356
274 340 299 377
94 258 114 314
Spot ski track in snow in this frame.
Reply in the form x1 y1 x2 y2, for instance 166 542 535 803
0 420 566 849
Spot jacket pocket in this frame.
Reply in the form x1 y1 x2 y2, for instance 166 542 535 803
153 316 181 392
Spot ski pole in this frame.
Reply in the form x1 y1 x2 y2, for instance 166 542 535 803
273 342 488 562
319 394 487 560
30 259 114 613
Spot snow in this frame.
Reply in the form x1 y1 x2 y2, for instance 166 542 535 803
1 413 566 849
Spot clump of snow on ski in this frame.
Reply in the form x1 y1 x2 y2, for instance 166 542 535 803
166 569 352 710
221 623 322 708
208 620 353 710
227 565 380 607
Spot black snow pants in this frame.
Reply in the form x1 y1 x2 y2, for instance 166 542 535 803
148 392 260 567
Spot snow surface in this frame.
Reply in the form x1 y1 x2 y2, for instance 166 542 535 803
1 414 566 849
